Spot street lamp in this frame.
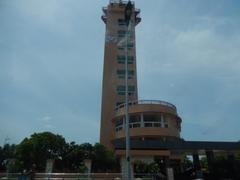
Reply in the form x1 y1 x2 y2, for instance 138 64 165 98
124 1 133 180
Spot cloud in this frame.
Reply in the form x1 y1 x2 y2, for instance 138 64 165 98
40 116 53 128
0 0 240 144
45 124 54 129
136 0 240 141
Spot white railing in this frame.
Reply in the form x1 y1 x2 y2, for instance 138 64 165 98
115 100 176 111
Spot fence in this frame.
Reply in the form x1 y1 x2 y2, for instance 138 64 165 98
0 173 165 180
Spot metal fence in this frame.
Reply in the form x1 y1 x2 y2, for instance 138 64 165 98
0 173 165 180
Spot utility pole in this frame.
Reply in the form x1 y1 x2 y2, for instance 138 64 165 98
124 1 133 180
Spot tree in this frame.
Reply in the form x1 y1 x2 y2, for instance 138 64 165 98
91 143 119 172
2 132 121 173
182 156 193 171
0 144 17 172
134 161 148 174
134 161 160 174
58 142 88 173
16 132 67 172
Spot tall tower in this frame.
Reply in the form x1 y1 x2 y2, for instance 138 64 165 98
100 1 182 178
100 2 182 168
100 0 141 149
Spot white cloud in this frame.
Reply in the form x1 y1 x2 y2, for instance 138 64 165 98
45 124 54 129
1 0 240 143
40 116 52 122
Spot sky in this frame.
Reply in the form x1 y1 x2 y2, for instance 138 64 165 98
0 0 240 145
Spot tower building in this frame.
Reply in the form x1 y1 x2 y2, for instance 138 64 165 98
100 0 181 163
100 0 182 157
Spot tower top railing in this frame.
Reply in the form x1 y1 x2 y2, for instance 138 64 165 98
103 1 140 15
115 100 177 111
109 0 135 5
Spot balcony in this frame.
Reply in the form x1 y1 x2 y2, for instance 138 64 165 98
109 0 135 5
115 100 177 111
102 7 107 14
101 15 107 23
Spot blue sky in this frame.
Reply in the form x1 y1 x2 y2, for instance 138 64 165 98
0 0 240 145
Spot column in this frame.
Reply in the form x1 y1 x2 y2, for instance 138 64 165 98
140 113 144 127
227 152 237 179
161 114 164 128
165 157 174 180
192 153 202 178
84 159 92 180
205 150 214 178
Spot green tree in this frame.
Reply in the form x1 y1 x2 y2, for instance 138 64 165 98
58 142 88 172
134 161 160 174
2 132 121 173
134 161 148 174
92 143 119 172
16 132 67 171
0 146 3 171
200 156 208 172
0 144 17 172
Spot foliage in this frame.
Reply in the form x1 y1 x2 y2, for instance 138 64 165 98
15 132 67 171
199 156 208 171
210 156 240 179
182 156 193 170
134 161 160 174
91 143 119 172
57 142 90 172
0 144 16 172
0 132 119 173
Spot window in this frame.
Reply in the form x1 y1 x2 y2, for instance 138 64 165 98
118 43 134 50
116 85 135 96
176 120 181 130
144 123 153 127
144 115 161 122
143 114 162 127
154 123 161 127
116 119 123 126
117 69 134 79
128 85 135 91
115 119 123 132
118 30 126 38
129 115 141 129
116 102 124 107
129 123 140 128
164 119 168 128
117 55 134 64
130 115 140 123
118 30 132 38
118 19 126 26
117 55 125 61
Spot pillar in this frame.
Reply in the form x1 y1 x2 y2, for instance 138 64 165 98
140 113 144 127
205 150 214 178
192 153 202 178
161 114 164 128
123 117 125 130
227 152 237 179
84 159 92 180
165 157 174 180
